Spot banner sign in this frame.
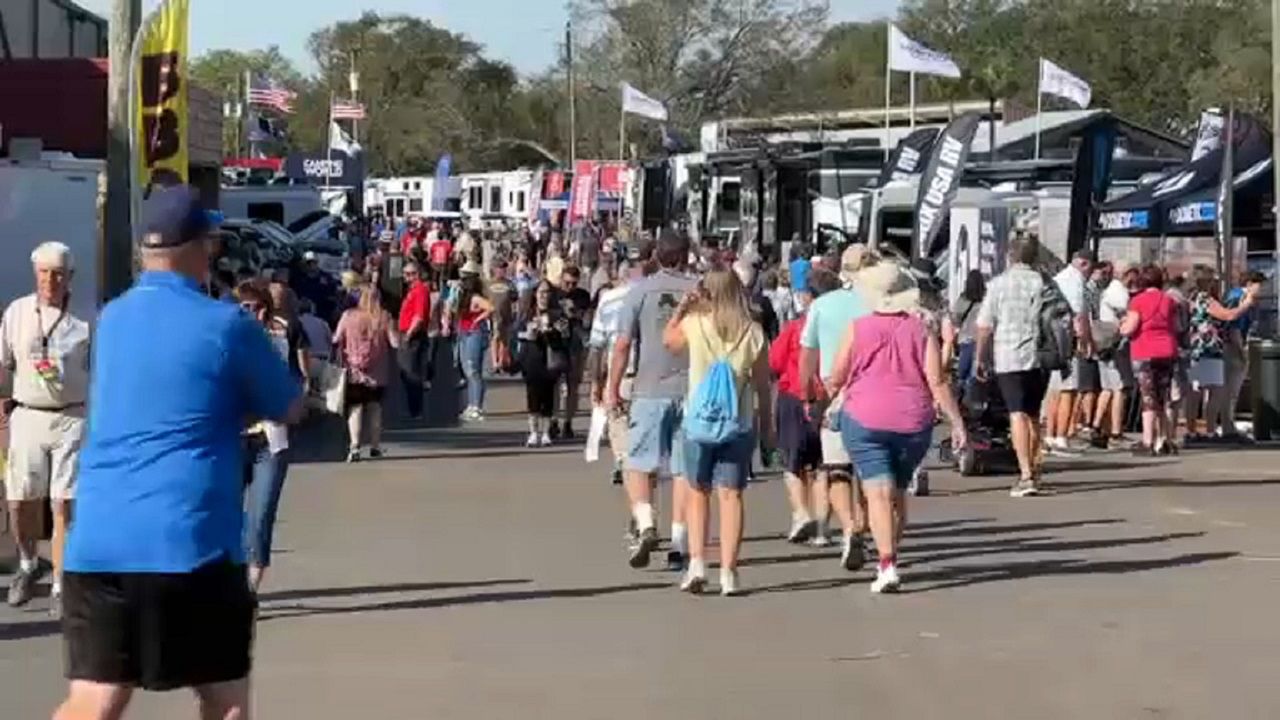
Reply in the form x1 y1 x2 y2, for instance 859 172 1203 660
597 162 627 196
1067 118 1118 254
284 151 364 187
1169 201 1216 226
133 0 190 192
1097 209 1150 232
911 112 981 257
545 171 566 198
879 128 940 186
568 160 599 224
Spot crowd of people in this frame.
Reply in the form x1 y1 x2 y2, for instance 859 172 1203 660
0 182 1269 718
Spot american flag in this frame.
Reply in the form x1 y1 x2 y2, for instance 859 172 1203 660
247 75 296 114
331 100 367 120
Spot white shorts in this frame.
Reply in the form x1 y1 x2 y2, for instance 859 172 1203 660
1188 357 1225 389
5 406 84 502
819 427 851 468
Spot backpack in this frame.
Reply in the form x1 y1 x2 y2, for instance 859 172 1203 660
1034 275 1076 372
684 320 751 446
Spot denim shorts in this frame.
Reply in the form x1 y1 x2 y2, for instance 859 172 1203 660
683 431 756 491
626 397 685 477
839 414 932 490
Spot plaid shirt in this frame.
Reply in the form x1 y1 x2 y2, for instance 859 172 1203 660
977 264 1045 373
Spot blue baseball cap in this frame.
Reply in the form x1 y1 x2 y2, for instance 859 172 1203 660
140 186 219 248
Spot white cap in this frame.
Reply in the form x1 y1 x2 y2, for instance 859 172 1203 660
31 241 73 271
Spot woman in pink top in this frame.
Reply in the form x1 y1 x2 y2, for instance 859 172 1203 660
1120 264 1182 455
333 285 401 462
828 264 966 594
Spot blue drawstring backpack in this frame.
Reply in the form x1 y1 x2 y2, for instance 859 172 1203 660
684 320 750 446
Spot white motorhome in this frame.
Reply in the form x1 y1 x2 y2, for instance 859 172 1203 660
220 186 323 228
459 170 534 224
0 157 103 320
368 175 461 220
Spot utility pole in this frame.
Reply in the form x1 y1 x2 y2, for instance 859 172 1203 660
104 0 142 302
1272 0 1280 327
566 21 576 167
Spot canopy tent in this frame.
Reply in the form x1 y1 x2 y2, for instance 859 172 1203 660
1163 157 1273 236
1096 114 1272 238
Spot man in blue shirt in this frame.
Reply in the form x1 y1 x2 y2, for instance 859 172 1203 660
789 243 812 296
57 187 302 720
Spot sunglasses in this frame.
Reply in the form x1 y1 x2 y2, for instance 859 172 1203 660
241 302 264 314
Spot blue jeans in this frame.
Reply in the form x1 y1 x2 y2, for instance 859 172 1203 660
683 431 756 491
839 414 932 490
459 330 489 409
244 441 290 568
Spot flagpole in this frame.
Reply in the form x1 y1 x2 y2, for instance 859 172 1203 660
909 72 916 130
325 89 333 190
619 107 626 161
244 69 254 158
884 60 892 162
1034 60 1043 160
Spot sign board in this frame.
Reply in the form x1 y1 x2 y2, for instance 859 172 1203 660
284 151 364 187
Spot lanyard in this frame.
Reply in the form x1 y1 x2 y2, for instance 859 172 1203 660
34 302 67 360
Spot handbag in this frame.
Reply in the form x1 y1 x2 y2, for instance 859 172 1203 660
320 361 347 414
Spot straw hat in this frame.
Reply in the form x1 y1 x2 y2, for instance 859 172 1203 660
855 262 920 314
839 243 874 283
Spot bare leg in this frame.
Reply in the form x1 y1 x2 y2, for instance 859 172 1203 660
892 489 909 547
10 501 40 570
826 474 859 536
782 471 811 522
685 483 710 569
623 471 655 529
1043 390 1060 437
1093 390 1113 430
670 473 688 530
52 500 72 591
864 484 897 560
367 402 384 451
194 678 251 720
717 487 744 571
1141 410 1157 448
1110 390 1127 436
1009 412 1035 479
810 470 831 532
346 405 364 452
1054 391 1076 441
53 681 133 720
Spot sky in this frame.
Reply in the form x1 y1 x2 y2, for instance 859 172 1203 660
77 0 901 76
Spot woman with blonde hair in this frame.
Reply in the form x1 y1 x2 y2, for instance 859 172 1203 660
333 284 401 462
663 270 772 596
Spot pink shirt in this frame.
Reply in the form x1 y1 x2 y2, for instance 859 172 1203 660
334 310 396 387
841 313 935 434
1127 288 1179 361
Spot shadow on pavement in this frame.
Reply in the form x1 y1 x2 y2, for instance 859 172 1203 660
905 532 1206 568
0 619 60 641
259 582 671 621
260 578 530 603
1050 477 1280 495
905 518 1123 539
901 552 1238 593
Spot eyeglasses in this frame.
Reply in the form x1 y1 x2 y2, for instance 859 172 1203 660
241 302 264 314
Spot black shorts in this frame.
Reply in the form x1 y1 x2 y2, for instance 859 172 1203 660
63 556 254 691
996 369 1049 416
775 393 821 474
345 381 386 408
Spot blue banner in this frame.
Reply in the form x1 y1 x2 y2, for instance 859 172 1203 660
432 154 452 211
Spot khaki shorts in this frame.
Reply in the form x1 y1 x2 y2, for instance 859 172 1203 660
606 377 633 464
5 406 84 501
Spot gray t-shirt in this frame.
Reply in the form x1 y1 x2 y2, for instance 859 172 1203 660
618 269 697 399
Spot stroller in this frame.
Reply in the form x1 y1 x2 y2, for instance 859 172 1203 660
938 373 1018 476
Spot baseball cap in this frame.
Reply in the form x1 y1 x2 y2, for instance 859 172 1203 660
140 186 217 249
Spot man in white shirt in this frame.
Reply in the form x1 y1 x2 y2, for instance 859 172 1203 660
1 242 92 615
1091 261 1132 446
1045 250 1095 454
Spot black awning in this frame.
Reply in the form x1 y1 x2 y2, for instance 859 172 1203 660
1163 157 1274 235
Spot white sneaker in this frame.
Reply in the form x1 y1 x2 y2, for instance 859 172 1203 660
719 569 742 597
787 516 818 544
680 568 707 594
870 564 902 594
840 534 866 572
538 432 553 447
525 431 539 448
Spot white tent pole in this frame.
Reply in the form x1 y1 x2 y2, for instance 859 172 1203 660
1034 60 1044 160
909 72 916 130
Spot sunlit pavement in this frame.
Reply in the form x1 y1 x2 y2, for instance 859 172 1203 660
3 380 1279 719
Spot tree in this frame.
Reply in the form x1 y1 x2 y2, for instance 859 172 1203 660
190 47 305 157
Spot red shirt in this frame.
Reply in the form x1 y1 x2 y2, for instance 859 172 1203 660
399 280 429 334
429 240 452 267
769 315 811 399
1127 288 1178 361
401 227 425 257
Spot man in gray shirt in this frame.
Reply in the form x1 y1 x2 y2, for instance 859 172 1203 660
607 231 696 571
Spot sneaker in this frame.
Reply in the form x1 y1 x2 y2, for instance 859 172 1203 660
538 432 553 447
1046 443 1082 458
809 533 832 548
680 569 707 594
346 449 361 463
1089 431 1110 450
841 534 866 572
870 564 902 594
562 425 577 441
787 517 818 544
629 527 659 569
48 591 62 620
525 432 539 448
548 420 562 440
666 551 687 572
7 568 35 608
720 569 742 597
908 469 930 497
369 448 384 459
1010 477 1038 498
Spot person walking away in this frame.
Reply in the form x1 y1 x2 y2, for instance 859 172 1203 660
797 244 875 566
663 271 771 596
1090 262 1132 448
1221 271 1265 441
1120 265 1181 455
1 242 91 616
590 243 652 486
427 230 453 287
298 298 333 393
975 233 1049 497
944 270 986 399
268 281 313 391
769 271 834 544
488 261 517 373
829 263 967 594
1184 265 1255 443
556 265 593 439
761 268 796 331
56 186 303 720
606 231 697 571
1043 250 1095 455
334 285 400 461
455 271 494 422
397 262 431 420
234 282 296 594
518 282 571 446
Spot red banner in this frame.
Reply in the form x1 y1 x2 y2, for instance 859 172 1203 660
567 160 598 224
544 171 565 198
597 162 626 196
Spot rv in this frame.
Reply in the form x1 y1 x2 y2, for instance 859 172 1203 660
460 171 534 224
367 175 461 221
220 186 323 228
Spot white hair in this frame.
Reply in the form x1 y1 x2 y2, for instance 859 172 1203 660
31 241 73 271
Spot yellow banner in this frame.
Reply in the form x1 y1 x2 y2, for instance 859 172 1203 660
134 0 190 191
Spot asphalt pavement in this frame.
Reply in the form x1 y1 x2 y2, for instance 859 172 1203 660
2 379 1279 719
